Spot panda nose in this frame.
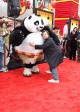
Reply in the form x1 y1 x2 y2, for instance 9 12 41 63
40 26 43 29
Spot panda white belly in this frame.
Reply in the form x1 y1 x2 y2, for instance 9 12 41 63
15 32 44 54
15 32 44 64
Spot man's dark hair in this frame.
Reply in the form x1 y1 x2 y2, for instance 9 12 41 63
52 26 59 30
41 30 49 36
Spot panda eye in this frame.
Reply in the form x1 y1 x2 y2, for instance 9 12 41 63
41 19 44 25
34 21 39 26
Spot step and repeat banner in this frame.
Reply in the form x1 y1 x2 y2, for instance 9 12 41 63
0 0 33 20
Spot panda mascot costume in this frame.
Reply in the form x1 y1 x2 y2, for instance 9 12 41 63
7 14 60 76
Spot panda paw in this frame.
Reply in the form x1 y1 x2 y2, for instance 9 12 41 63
31 66 40 74
23 68 32 77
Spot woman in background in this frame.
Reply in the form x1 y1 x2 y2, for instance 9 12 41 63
69 27 78 61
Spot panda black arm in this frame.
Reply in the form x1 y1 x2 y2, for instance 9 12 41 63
10 29 24 46
10 25 32 47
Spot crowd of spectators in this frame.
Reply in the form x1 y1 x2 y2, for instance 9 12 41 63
0 20 21 72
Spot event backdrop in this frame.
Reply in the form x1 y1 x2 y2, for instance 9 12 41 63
0 0 33 19
0 0 80 35
55 0 79 35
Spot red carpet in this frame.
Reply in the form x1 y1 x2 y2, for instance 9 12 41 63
0 59 80 112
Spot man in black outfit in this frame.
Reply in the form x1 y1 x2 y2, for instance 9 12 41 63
29 30 63 83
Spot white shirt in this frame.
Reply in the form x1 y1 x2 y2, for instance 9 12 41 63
63 24 68 35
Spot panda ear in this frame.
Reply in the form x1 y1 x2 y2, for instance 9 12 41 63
28 15 32 20
43 17 50 26
47 17 50 20
28 14 36 20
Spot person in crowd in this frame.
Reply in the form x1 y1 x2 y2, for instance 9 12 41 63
6 25 13 64
53 26 60 36
77 28 80 62
1 22 8 35
1 22 13 66
53 26 64 49
69 27 78 61
29 30 63 83
63 21 69 38
15 21 22 27
52 26 60 38
62 21 70 58
1 22 9 46
0 29 6 72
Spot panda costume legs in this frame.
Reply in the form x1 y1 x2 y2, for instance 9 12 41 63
23 64 39 76
19 55 40 76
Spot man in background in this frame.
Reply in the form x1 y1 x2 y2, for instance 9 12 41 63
62 21 70 58
63 21 69 38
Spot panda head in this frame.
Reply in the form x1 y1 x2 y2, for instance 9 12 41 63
24 14 49 33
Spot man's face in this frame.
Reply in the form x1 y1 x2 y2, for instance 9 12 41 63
53 29 59 35
42 32 49 39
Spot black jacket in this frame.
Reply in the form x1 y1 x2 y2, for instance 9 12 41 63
35 38 63 70
69 31 77 50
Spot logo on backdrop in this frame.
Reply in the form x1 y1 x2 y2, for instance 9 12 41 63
2 0 33 15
